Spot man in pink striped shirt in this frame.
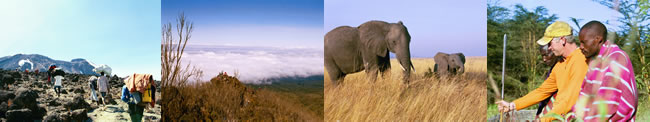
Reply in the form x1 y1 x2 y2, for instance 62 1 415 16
576 21 637 121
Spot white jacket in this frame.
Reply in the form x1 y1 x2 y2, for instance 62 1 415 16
97 76 109 92
54 76 64 86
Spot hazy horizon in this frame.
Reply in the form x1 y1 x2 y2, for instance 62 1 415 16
181 44 323 84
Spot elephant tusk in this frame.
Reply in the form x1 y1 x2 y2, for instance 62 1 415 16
411 65 416 73
400 63 406 71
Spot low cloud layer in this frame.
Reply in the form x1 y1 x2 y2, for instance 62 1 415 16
182 45 324 84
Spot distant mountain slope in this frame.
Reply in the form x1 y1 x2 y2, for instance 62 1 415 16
248 75 324 93
247 75 324 118
0 54 98 75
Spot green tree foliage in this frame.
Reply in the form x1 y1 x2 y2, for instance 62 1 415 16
487 2 558 103
594 0 650 99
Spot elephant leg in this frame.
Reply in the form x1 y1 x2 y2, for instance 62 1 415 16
433 64 438 73
361 51 382 83
380 68 390 80
337 74 347 85
365 67 379 83
378 64 389 80
378 56 391 80
328 70 344 86
327 69 346 86
325 58 345 86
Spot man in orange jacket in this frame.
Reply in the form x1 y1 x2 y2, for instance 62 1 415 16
496 21 589 121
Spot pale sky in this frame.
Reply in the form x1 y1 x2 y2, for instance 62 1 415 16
0 0 161 79
162 0 324 49
498 0 623 31
325 0 487 57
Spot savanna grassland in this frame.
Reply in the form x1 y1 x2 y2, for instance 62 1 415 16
324 57 487 121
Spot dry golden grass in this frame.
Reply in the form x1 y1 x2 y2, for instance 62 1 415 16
325 57 487 121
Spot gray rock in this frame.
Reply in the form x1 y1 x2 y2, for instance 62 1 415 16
10 88 38 110
44 113 61 122
6 108 32 121
64 95 91 111
487 110 537 122
73 87 85 94
9 71 21 80
68 109 88 121
33 105 47 118
48 99 61 106
1 74 15 87
60 89 68 94
0 102 7 118
0 90 15 102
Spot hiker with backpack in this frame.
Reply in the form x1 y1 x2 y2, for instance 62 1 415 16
121 73 156 122
47 65 57 85
92 64 112 105
88 76 99 103
52 68 65 97
97 71 109 105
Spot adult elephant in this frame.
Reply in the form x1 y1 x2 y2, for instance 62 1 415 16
325 20 415 86
433 52 465 76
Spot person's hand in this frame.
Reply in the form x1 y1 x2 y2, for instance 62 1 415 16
496 100 516 113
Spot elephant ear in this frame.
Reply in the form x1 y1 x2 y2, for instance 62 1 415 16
434 52 449 61
359 22 388 57
434 52 449 70
456 53 466 64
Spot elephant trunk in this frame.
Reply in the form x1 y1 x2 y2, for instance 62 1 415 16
398 60 414 72
396 52 414 79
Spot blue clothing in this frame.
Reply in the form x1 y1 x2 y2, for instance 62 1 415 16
121 85 144 122
121 85 134 104
131 91 142 104
54 86 62 96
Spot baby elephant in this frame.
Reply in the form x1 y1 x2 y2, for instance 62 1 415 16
433 52 465 76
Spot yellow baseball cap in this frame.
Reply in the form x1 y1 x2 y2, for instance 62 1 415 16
537 21 572 45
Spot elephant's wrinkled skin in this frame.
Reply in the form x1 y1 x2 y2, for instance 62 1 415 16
325 20 415 86
433 52 465 76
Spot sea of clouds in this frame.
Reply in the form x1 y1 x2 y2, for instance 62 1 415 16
181 45 323 84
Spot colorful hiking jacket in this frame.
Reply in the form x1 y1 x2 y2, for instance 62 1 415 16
513 48 588 122
575 41 637 121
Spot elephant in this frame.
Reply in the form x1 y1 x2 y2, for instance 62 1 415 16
324 20 415 86
433 52 465 76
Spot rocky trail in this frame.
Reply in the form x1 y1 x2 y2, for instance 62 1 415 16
0 69 161 121
487 110 536 122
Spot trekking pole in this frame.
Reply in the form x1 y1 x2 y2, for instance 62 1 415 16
500 34 506 122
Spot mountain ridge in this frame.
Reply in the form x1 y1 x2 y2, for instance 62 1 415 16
0 54 98 75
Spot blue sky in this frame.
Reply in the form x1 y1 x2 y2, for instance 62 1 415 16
325 0 487 57
162 0 324 48
0 0 161 79
497 0 623 31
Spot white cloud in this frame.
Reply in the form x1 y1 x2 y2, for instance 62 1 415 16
18 59 34 70
181 45 323 84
